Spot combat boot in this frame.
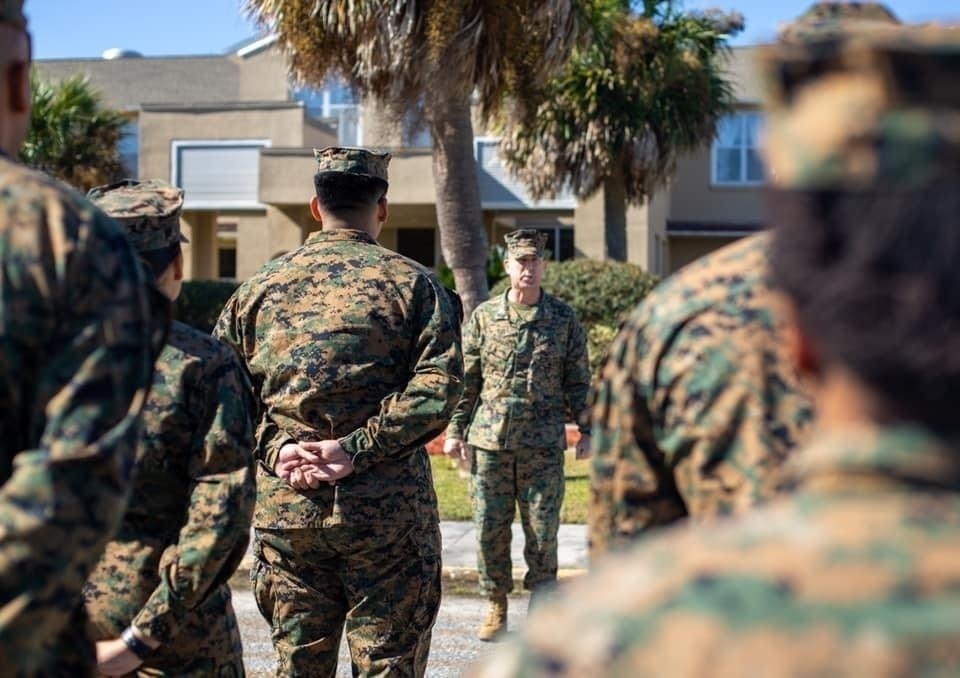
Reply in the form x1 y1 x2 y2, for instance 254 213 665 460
477 594 508 641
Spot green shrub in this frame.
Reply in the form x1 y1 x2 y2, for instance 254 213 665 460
490 258 658 326
587 323 618 375
175 280 239 333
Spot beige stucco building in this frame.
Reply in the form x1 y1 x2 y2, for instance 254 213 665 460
37 36 766 281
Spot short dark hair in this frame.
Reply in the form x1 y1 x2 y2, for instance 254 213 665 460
769 177 960 431
313 172 387 216
139 241 182 279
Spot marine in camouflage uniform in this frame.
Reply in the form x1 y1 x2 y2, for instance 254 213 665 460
0 3 164 674
215 147 462 677
586 3 908 562
445 229 590 639
473 13 960 678
588 232 814 557
84 180 256 677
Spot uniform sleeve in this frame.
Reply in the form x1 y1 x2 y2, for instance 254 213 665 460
132 349 256 645
0 209 156 659
587 310 687 561
339 276 463 474
562 314 592 434
213 293 290 470
445 310 482 441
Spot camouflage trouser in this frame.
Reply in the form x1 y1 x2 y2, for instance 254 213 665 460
85 585 245 677
471 447 565 597
252 523 442 677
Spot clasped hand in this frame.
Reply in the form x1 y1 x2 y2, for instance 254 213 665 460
277 441 355 489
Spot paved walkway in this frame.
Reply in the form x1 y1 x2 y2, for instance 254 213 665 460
440 521 588 582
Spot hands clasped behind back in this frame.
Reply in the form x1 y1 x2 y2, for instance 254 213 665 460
277 441 355 489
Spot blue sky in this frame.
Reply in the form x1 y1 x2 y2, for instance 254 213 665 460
27 0 958 59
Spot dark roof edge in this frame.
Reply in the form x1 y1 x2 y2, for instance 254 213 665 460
667 220 765 235
141 101 302 113
36 54 230 64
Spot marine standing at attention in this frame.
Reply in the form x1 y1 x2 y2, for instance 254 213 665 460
444 228 591 641
216 146 462 676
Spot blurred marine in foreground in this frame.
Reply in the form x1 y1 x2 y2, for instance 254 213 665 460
0 0 163 672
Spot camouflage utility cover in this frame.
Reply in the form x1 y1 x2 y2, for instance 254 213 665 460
88 179 187 252
314 146 390 183
777 1 900 42
476 425 960 677
85 321 256 671
215 228 462 529
0 155 158 671
764 19 960 189
589 233 814 557
504 228 548 259
447 291 591 451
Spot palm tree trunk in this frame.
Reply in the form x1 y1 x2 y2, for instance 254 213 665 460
429 93 489 318
602 164 628 261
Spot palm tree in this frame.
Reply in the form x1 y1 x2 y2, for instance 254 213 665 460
19 72 128 192
243 0 581 315
497 0 742 260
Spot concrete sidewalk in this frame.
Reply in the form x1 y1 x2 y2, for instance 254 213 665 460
440 521 588 586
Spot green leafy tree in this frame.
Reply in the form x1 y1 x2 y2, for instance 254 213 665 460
243 0 582 316
19 72 128 192
498 0 742 260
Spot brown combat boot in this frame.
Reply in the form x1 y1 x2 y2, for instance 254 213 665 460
477 594 508 641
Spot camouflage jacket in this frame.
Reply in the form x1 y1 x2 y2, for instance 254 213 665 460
474 424 960 677
215 228 462 529
589 233 814 558
84 321 256 647
0 155 160 671
447 291 590 451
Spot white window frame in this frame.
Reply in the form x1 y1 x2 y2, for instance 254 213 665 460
710 112 764 187
118 120 139 179
292 78 364 146
170 139 270 210
474 136 577 210
526 225 574 262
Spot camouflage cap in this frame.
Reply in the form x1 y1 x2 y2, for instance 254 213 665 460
313 146 390 184
777 2 900 43
88 179 188 252
760 22 960 189
504 229 548 259
0 0 26 29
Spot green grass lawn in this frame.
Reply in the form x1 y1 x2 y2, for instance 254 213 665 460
430 451 590 524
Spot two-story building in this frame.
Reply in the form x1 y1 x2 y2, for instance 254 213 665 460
37 35 765 281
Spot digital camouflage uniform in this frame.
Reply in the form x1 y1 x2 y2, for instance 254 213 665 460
586 2 909 562
84 180 256 676
215 147 462 677
0 7 163 672
588 233 814 558
447 230 591 597
473 14 960 678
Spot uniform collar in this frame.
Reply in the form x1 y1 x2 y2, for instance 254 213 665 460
792 424 960 492
495 289 549 322
305 228 377 246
